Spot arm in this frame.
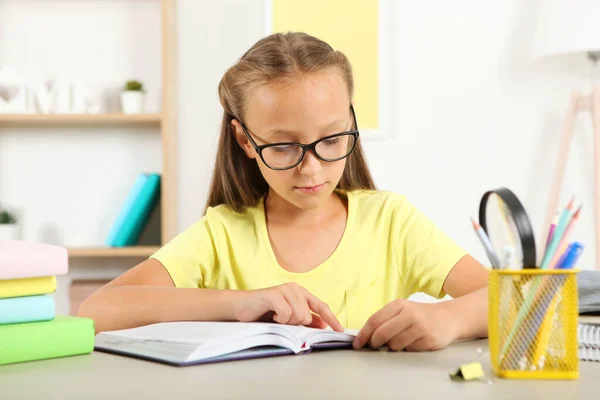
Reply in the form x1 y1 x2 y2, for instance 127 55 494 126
77 258 243 333
77 259 343 334
438 254 489 340
353 255 489 351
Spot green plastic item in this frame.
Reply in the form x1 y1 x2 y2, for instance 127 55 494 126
0 316 95 365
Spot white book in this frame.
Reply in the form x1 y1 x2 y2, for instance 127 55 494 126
95 321 358 366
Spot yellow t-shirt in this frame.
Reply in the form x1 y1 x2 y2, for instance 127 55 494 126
150 190 467 329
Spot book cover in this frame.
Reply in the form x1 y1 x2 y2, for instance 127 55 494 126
0 316 95 365
112 173 161 247
0 240 68 280
0 294 55 325
105 174 149 246
0 276 56 299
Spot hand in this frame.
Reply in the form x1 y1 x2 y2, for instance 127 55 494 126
352 299 459 351
234 283 344 332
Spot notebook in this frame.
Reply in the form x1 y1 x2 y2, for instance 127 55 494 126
94 321 358 366
0 294 54 324
0 240 68 280
0 316 95 365
0 276 56 299
578 315 600 362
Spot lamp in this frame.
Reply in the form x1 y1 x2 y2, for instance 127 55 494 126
532 0 600 270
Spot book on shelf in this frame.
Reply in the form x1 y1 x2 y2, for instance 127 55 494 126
94 321 358 367
105 173 161 248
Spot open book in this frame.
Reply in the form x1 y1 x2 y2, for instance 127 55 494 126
94 321 358 366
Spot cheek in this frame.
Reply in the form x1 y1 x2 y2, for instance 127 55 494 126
256 161 291 188
330 158 347 179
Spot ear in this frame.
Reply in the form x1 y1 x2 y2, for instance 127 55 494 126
231 119 257 159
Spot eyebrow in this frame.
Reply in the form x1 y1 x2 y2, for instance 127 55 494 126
265 119 349 138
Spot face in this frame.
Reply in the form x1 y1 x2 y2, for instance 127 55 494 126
232 69 353 210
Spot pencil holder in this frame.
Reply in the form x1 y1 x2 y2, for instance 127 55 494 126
488 269 579 380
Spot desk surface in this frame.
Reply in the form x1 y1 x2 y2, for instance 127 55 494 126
1 339 599 400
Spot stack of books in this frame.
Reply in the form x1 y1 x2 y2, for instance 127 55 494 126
105 173 161 247
0 240 95 365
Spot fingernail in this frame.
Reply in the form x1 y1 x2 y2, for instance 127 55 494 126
353 339 360 348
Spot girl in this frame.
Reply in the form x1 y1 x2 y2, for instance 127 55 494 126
79 32 489 352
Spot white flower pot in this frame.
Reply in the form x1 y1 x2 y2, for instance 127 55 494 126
120 91 145 114
0 224 20 240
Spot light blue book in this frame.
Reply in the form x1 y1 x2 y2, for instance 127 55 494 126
105 174 149 247
0 295 55 325
112 173 161 247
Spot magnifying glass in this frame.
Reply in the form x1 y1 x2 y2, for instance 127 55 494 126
478 188 537 269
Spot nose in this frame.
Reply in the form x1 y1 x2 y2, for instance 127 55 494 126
297 149 322 176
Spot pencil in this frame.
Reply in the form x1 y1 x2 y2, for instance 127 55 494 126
540 197 575 269
547 206 582 270
471 217 501 269
542 212 559 263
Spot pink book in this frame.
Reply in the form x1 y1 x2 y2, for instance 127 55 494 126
0 240 68 280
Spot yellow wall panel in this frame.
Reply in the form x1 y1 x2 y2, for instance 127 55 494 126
273 0 379 129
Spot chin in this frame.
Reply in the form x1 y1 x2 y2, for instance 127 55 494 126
286 187 333 210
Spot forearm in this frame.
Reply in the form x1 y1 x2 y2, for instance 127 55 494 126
442 287 488 340
77 286 245 333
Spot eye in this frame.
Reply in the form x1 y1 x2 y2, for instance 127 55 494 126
271 145 293 153
322 137 341 146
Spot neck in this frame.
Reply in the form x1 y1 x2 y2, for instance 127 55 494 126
265 190 345 226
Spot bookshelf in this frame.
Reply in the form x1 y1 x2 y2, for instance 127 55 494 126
68 246 160 258
0 0 178 260
0 114 162 126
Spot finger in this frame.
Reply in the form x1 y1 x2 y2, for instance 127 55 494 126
283 289 312 326
353 300 405 349
268 294 292 325
387 325 424 352
305 292 344 332
305 314 328 329
368 309 413 349
404 336 432 352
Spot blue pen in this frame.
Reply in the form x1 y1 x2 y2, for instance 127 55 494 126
555 242 584 269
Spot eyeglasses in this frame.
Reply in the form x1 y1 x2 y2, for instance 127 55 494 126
238 105 360 171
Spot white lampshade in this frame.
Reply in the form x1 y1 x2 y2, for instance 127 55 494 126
532 0 600 61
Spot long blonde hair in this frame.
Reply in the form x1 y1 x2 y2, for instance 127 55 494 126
205 32 376 213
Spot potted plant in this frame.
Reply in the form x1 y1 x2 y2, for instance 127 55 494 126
0 209 19 240
120 80 145 114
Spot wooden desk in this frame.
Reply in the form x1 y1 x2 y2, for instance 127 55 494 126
1 339 598 399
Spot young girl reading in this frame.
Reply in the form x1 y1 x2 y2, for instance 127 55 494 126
79 32 489 352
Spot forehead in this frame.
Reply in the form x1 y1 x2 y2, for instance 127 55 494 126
244 69 350 135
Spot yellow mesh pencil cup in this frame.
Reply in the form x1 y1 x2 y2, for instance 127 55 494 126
488 269 579 380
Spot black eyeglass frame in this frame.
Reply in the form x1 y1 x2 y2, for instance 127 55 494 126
238 105 360 171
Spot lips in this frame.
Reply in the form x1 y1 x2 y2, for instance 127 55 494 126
295 183 326 193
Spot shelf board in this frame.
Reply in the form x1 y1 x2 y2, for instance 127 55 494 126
68 246 160 258
0 113 162 126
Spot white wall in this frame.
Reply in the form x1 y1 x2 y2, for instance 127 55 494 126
0 0 163 314
178 0 598 280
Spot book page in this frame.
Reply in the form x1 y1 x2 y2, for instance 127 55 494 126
274 324 358 347
100 321 281 347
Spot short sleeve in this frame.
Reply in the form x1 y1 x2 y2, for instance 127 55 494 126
150 216 217 289
392 197 467 298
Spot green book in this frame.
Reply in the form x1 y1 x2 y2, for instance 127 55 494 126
0 316 95 365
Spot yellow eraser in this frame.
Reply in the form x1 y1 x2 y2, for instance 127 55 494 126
449 362 485 381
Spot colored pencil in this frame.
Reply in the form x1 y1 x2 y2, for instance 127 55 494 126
540 197 575 269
